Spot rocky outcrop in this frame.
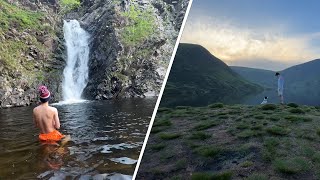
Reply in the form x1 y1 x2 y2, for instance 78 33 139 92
0 0 64 108
77 0 190 100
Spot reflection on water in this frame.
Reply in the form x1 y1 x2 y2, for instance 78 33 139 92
0 99 155 179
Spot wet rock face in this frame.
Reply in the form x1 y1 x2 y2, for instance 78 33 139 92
79 0 189 100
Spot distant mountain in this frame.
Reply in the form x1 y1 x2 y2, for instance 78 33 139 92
231 66 276 89
160 43 262 107
232 59 320 105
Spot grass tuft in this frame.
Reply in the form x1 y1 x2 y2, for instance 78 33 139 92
189 132 211 140
159 133 181 140
194 120 220 131
273 157 310 174
194 146 222 158
289 108 305 114
208 103 224 108
266 126 289 135
191 171 232 180
287 103 299 108
261 104 277 110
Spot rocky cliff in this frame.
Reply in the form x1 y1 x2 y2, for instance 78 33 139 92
79 0 189 100
0 0 64 108
0 0 189 107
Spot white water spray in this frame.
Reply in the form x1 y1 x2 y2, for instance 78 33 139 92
62 20 90 102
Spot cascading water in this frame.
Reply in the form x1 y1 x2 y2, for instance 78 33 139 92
62 20 90 101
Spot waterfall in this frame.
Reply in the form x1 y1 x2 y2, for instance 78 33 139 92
62 20 90 101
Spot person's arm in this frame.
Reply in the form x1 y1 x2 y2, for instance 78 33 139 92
53 108 61 129
33 109 38 128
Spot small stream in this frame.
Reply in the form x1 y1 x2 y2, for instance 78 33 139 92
0 99 155 179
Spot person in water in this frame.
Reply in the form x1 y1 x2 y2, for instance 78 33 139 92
33 86 70 144
275 72 284 104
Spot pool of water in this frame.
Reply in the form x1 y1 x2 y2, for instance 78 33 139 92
0 98 156 179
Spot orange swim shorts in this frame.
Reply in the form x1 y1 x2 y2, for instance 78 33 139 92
39 130 64 141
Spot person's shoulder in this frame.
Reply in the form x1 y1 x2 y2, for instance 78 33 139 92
33 106 39 113
49 106 58 112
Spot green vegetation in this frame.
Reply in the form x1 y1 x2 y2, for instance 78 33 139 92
194 146 222 158
138 104 320 179
266 126 289 135
189 132 211 140
0 0 54 83
289 108 305 114
245 173 268 180
261 104 277 110
273 157 310 174
193 120 220 131
287 103 299 108
150 143 166 151
208 103 224 108
240 161 254 167
191 171 232 180
0 0 43 31
60 0 80 13
159 133 181 140
120 4 156 46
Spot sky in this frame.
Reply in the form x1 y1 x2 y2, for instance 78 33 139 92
181 0 320 71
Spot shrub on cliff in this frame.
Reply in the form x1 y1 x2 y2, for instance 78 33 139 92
120 4 156 46
60 0 80 13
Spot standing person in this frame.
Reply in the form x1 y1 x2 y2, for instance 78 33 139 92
33 86 70 144
275 72 284 104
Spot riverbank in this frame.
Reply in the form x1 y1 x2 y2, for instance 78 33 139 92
137 103 320 179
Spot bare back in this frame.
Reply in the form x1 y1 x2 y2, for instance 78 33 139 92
33 104 60 134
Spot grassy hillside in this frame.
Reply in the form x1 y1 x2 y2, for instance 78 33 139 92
137 104 320 179
160 43 262 107
283 59 320 97
231 66 276 89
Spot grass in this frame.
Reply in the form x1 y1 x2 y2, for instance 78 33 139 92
150 144 166 151
189 132 211 140
273 157 310 174
151 127 165 134
120 4 156 46
153 119 172 127
191 171 232 180
60 0 80 13
0 0 56 86
245 173 268 180
289 108 305 114
0 1 43 31
261 104 277 110
208 103 224 108
266 126 289 136
139 104 320 179
237 129 257 138
241 161 254 167
193 120 220 131
287 103 299 108
194 146 222 158
175 158 187 170
159 133 181 140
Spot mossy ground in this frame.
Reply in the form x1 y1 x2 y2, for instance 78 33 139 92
0 0 57 85
138 103 320 179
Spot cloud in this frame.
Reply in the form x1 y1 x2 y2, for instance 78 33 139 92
181 17 320 69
